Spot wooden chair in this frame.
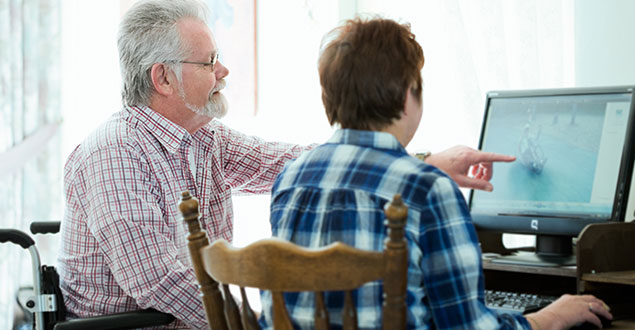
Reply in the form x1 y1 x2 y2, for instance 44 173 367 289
179 191 408 330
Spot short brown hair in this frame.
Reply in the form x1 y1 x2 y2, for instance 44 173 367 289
318 17 424 130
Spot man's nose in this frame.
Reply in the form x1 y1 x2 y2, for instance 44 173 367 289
215 61 229 80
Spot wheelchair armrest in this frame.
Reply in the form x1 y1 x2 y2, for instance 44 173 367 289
30 221 61 235
53 309 175 330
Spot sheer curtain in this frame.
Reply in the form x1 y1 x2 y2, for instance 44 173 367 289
0 0 62 328
356 0 574 152
354 0 574 247
230 0 575 250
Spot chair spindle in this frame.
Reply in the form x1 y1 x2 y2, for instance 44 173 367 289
342 290 358 330
179 191 228 330
314 291 329 330
220 284 242 330
382 194 408 330
272 291 293 330
239 287 260 330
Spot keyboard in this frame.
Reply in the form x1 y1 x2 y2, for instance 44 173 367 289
485 290 557 315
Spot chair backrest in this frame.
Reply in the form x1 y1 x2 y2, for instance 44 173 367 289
179 191 408 330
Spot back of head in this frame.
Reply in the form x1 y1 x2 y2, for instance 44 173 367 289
319 17 424 131
118 0 208 107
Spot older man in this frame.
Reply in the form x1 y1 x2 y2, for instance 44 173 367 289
58 0 310 328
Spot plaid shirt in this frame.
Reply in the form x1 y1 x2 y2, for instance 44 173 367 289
260 129 531 330
58 105 306 329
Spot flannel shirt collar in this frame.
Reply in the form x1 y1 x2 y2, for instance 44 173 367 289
127 104 192 154
327 128 407 153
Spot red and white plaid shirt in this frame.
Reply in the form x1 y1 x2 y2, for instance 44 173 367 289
58 105 307 329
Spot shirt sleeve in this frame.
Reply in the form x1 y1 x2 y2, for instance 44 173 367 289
419 177 531 330
79 145 208 329
211 121 313 194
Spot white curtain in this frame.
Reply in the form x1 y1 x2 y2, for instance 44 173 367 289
355 0 574 152
0 0 62 328
355 0 574 247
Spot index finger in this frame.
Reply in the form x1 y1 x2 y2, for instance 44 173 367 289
472 151 516 163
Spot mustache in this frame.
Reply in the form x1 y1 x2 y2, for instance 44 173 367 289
212 79 226 93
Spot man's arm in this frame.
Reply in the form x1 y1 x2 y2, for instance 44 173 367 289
212 121 312 194
80 146 207 329
424 145 516 191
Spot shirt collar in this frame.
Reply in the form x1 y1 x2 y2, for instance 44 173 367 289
127 104 191 154
327 129 407 153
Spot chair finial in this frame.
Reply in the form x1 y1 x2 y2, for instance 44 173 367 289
179 191 201 234
384 194 407 222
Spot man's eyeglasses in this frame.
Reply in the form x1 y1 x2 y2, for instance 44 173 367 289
169 53 219 72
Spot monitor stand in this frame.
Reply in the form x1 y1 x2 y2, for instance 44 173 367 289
490 234 576 267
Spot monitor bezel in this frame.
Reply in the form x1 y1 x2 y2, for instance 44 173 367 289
469 85 635 236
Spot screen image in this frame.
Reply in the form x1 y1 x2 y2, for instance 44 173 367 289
471 92 632 220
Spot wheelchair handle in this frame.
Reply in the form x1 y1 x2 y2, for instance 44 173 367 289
0 229 35 249
0 228 46 330
30 221 61 235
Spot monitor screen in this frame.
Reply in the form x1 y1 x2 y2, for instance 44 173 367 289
469 86 635 241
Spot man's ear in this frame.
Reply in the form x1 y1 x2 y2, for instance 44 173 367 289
402 87 422 119
402 89 414 117
150 63 176 96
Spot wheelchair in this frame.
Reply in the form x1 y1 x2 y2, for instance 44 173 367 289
0 222 175 330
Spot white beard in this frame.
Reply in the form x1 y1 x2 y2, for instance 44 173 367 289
180 79 228 119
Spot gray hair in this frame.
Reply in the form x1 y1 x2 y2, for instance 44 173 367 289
118 0 209 106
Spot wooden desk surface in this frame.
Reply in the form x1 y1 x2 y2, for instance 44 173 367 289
604 319 635 329
581 270 635 286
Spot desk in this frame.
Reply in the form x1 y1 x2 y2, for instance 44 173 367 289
478 222 635 328
609 320 635 329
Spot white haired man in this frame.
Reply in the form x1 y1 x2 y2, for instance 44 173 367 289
58 1 310 328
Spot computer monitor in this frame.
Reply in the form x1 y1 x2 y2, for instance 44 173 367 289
469 86 635 266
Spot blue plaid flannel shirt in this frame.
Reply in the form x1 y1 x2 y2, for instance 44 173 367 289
259 129 531 330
